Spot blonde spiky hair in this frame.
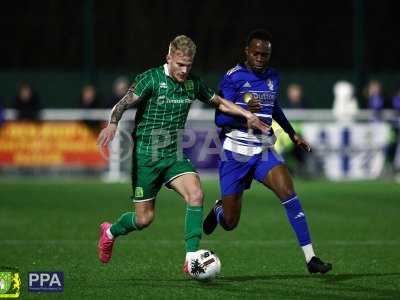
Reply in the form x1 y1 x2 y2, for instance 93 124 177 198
168 35 196 57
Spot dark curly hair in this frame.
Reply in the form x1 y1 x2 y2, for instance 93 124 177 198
246 29 272 46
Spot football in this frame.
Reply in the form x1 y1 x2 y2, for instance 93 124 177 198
188 249 221 281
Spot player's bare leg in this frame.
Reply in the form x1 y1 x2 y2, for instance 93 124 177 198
203 193 243 235
134 201 156 228
168 173 204 274
263 164 294 200
263 164 332 274
98 200 155 263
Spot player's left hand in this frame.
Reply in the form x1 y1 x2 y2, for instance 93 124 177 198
291 134 311 152
247 114 270 133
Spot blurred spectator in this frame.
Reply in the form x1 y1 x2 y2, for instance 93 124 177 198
366 80 385 120
14 82 41 121
104 76 129 108
332 81 359 122
284 83 308 108
80 84 100 109
79 84 100 130
281 84 308 173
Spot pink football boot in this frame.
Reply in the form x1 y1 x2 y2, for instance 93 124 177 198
98 222 115 263
182 260 189 274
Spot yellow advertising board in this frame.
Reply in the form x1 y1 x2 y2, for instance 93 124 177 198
0 122 107 167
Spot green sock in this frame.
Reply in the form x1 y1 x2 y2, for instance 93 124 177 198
184 205 203 252
110 212 138 237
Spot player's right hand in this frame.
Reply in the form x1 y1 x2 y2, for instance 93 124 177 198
246 115 270 134
290 133 312 152
244 93 262 113
97 123 117 147
247 98 262 113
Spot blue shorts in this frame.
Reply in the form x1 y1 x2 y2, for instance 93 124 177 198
219 149 284 197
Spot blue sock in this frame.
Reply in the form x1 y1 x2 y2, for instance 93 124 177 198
282 194 311 246
215 205 224 224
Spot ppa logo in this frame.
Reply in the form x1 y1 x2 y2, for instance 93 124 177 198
28 272 64 292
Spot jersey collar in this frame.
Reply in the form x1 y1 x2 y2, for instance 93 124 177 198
163 64 170 77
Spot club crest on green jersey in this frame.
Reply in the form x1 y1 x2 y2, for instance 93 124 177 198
135 187 144 198
185 80 194 92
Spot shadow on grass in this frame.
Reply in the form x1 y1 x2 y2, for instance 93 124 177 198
218 273 400 299
98 273 400 299
221 272 400 283
113 272 400 287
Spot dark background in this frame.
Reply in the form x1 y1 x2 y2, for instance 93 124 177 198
1 0 399 107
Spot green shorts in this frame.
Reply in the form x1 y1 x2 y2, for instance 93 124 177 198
131 153 197 202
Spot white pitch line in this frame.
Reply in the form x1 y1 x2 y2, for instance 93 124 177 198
0 240 399 246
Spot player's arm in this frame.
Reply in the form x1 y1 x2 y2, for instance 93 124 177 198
214 74 261 128
272 102 311 152
211 94 269 133
109 84 141 124
196 75 267 132
97 84 141 147
215 95 261 128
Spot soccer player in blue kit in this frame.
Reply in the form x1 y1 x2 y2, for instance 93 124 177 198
203 29 332 274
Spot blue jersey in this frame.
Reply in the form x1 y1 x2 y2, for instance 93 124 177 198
216 64 294 156
217 64 279 128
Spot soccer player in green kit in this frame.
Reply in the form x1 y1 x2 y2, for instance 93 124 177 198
96 35 268 274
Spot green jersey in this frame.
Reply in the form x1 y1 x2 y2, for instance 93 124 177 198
132 64 215 158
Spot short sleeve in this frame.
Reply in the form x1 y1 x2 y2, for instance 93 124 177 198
195 77 215 105
132 72 154 99
219 74 236 101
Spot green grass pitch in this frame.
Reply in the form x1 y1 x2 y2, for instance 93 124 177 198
0 179 399 299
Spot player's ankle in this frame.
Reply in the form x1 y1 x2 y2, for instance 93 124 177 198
302 244 315 263
106 228 114 240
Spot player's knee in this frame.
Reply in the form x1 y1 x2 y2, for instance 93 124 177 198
135 211 154 229
185 189 204 206
276 184 295 201
223 216 239 231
